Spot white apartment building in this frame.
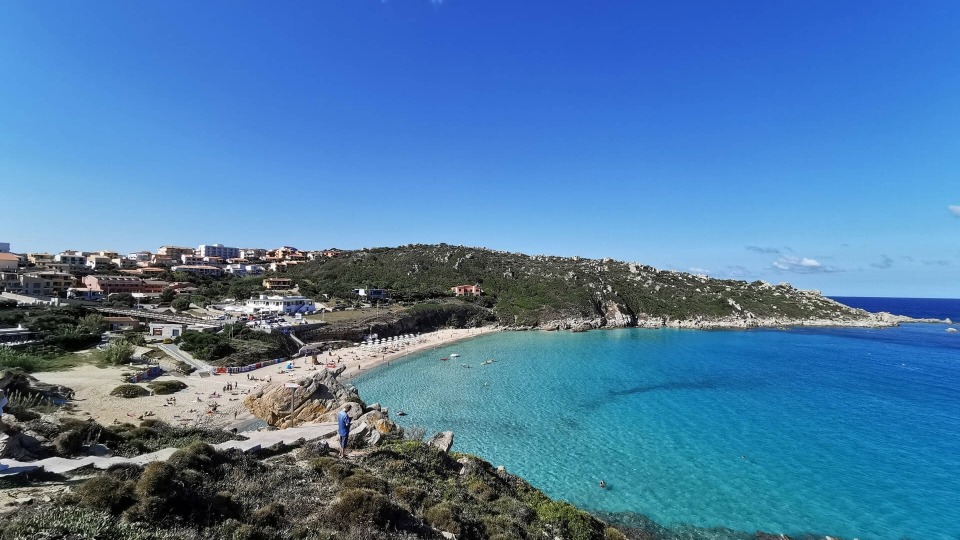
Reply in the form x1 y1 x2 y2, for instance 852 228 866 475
127 251 153 262
85 255 114 270
171 265 223 277
111 258 138 269
224 264 265 276
54 252 87 270
239 248 267 260
157 246 197 258
198 244 240 259
226 294 315 315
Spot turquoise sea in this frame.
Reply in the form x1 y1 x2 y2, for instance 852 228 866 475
354 321 960 540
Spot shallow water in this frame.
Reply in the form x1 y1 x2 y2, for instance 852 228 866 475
355 324 960 539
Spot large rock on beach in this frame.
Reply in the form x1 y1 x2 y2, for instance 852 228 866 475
243 368 402 444
244 367 361 427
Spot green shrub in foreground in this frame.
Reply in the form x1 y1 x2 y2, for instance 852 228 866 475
327 488 408 529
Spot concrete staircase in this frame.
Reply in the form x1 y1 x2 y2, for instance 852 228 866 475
0 423 338 477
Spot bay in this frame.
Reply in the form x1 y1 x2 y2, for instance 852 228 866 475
354 321 960 539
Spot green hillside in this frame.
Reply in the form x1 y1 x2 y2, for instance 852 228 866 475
287 245 865 328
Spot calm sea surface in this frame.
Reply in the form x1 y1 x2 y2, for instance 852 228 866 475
354 302 960 539
830 296 960 321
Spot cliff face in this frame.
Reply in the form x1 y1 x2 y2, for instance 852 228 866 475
286 245 935 332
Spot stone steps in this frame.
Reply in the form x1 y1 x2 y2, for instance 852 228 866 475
0 423 338 477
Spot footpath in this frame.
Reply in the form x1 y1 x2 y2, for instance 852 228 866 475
0 422 338 477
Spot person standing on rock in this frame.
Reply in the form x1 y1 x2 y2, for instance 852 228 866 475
337 403 353 458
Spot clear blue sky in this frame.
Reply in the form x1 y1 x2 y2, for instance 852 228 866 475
1 1 958 297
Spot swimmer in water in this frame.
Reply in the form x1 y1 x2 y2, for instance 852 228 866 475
599 480 606 488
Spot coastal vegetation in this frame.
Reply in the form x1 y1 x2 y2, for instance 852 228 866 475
175 324 298 367
0 304 102 372
0 438 627 540
285 244 869 329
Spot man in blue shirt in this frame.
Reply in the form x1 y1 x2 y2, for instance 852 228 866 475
337 403 353 458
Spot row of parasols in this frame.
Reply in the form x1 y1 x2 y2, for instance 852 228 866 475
359 333 424 350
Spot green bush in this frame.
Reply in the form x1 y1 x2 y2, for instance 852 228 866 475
251 502 286 527
392 485 426 511
109 384 149 398
166 441 220 471
76 476 135 513
424 501 463 535
535 500 604 540
98 340 135 366
327 488 406 528
146 380 188 395
171 297 192 312
53 429 86 455
341 471 388 493
309 457 354 480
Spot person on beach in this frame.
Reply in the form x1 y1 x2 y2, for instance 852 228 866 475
337 403 353 458
0 390 7 423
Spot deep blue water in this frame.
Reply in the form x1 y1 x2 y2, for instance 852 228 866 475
831 296 960 321
354 318 960 539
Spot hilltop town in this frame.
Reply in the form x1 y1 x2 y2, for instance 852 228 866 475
0 241 347 304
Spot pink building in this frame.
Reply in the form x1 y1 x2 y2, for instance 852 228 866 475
451 284 483 297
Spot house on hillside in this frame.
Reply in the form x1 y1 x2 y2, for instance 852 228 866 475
103 317 142 331
263 278 293 290
451 284 483 297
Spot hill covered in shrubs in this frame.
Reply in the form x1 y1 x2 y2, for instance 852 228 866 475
287 244 879 329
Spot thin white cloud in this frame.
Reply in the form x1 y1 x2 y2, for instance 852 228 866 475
688 267 710 275
922 260 950 266
949 205 960 217
746 246 780 254
772 255 840 274
870 255 894 270
723 265 752 279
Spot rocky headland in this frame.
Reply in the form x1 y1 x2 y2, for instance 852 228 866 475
285 244 945 334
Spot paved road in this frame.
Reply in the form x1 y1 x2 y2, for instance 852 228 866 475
158 343 212 374
96 307 214 326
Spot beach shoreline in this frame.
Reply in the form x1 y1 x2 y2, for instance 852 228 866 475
29 326 501 431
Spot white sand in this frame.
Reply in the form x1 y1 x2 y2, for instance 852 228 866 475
31 327 499 429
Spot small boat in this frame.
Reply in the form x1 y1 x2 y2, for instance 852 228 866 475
440 357 448 361
947 328 958 333
450 353 461 358
396 410 407 416
481 359 493 366
461 364 471 368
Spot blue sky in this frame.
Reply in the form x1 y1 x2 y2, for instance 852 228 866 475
1 1 958 297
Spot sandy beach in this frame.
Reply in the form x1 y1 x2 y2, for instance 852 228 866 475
31 326 499 430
